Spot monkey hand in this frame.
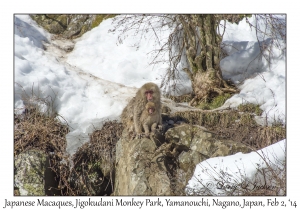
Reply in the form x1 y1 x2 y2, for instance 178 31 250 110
137 133 144 139
158 125 163 131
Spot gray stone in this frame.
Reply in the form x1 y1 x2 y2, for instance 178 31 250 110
114 130 171 195
114 123 252 195
14 150 48 195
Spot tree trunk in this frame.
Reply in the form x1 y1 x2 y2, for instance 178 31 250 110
179 14 236 106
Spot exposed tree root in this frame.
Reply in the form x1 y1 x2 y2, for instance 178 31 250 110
189 69 237 107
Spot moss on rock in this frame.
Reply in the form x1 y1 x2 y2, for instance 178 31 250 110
91 14 116 29
238 103 263 116
30 14 117 39
198 93 232 110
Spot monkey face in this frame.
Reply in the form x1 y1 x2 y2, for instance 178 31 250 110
145 90 154 101
140 82 160 103
146 102 156 115
148 107 155 115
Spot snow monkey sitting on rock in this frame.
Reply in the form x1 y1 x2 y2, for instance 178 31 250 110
121 82 162 137
140 101 162 137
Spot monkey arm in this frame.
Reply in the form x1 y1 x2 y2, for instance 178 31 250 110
133 104 143 134
143 123 150 137
134 115 142 134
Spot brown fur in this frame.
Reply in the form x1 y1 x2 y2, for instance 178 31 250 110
140 101 161 137
121 82 161 136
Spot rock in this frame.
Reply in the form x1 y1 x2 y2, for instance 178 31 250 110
113 123 252 196
165 124 197 148
165 124 252 190
30 15 115 39
14 149 57 196
162 105 171 114
114 130 171 195
168 120 174 125
30 14 91 39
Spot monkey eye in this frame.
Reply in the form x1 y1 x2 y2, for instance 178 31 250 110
145 90 154 94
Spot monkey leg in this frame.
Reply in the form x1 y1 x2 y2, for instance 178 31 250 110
151 123 158 132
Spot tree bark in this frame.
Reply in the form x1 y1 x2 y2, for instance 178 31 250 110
179 14 236 106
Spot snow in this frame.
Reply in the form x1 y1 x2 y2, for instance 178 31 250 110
66 17 169 88
186 139 286 195
220 16 286 125
14 14 286 195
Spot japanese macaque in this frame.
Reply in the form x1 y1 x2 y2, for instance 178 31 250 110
140 101 161 137
121 82 162 136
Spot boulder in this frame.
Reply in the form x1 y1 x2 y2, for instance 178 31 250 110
30 14 115 39
14 149 57 195
114 130 171 195
165 124 252 191
113 124 252 195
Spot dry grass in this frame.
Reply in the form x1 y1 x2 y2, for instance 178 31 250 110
14 107 68 156
14 100 70 195
14 89 285 196
172 109 285 150
238 103 263 116
70 120 123 195
14 101 124 195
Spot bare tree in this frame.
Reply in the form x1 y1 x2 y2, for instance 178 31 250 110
110 14 285 106
246 14 286 68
